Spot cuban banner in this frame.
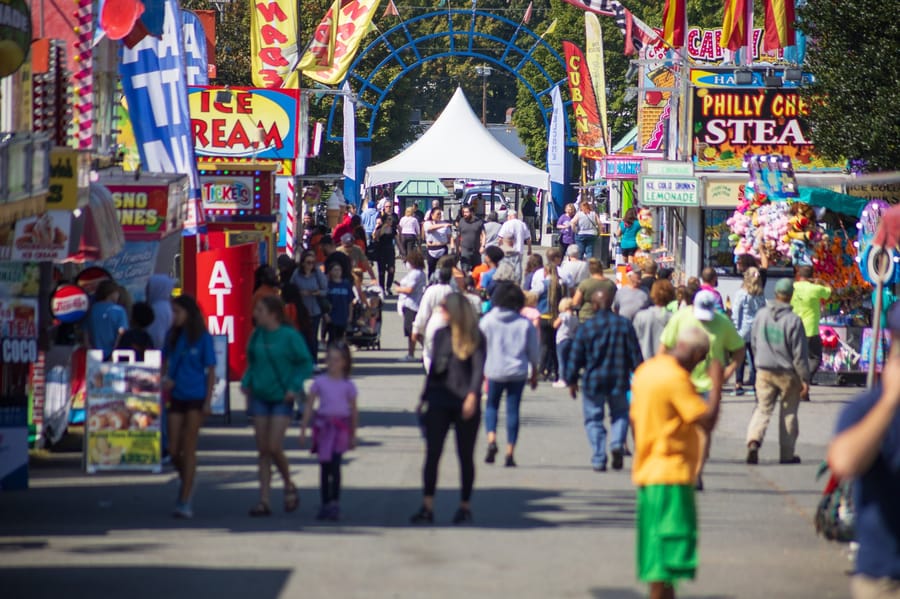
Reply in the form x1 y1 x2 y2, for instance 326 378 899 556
300 0 382 86
188 87 300 159
584 14 609 157
250 0 300 88
119 0 204 234
562 41 605 161
182 10 209 86
691 87 845 171
342 82 356 180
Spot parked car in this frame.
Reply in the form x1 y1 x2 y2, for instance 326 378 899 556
461 187 510 221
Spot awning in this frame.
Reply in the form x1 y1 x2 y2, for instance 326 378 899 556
394 178 451 197
798 187 868 217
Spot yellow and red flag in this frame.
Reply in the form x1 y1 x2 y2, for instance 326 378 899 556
720 0 747 51
562 41 605 160
299 0 382 85
763 0 796 51
662 0 685 48
250 0 301 88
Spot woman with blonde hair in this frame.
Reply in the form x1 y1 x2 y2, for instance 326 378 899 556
398 205 421 259
570 201 602 259
411 293 486 525
732 266 767 396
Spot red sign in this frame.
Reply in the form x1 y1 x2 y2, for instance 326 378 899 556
195 243 258 380
50 284 91 323
562 41 606 160
106 185 176 237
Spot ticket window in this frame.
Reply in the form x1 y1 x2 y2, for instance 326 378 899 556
703 209 735 271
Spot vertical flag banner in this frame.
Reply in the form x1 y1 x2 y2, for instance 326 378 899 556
523 2 533 24
119 0 203 234
342 82 356 180
721 0 747 51
763 0 796 51
250 0 300 88
181 11 209 86
562 41 605 160
547 86 565 185
585 14 609 156
662 0 686 48
299 0 383 85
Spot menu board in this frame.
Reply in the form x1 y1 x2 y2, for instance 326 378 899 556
84 350 163 473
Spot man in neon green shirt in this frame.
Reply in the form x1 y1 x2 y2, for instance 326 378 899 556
660 290 745 491
790 265 832 398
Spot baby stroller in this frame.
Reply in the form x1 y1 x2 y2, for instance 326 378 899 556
347 285 383 350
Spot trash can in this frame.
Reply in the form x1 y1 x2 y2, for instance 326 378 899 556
596 234 611 268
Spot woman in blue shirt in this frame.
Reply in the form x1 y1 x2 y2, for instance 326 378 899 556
618 207 641 263
163 295 216 519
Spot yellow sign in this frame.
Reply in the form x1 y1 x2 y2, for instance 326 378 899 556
300 0 382 85
847 183 900 205
250 0 300 88
47 148 81 210
87 431 161 470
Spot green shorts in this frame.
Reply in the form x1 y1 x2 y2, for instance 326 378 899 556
636 484 698 584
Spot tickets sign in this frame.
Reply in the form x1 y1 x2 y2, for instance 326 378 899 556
189 87 299 159
691 88 845 172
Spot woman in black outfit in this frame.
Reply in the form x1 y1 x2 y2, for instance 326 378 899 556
373 206 397 293
411 293 486 525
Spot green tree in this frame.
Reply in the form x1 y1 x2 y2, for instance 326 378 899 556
798 0 900 171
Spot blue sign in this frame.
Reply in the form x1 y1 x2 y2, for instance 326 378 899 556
181 10 209 86
119 0 203 234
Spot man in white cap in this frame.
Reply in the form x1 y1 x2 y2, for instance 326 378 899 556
497 209 532 283
659 289 745 489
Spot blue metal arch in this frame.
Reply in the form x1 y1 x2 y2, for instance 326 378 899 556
325 9 570 144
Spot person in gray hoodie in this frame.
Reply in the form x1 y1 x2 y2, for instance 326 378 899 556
746 278 810 465
479 281 539 467
146 274 175 350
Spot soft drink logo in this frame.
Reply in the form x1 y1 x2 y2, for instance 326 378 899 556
51 284 90 323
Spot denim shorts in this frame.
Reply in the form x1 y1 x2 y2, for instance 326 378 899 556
250 398 293 418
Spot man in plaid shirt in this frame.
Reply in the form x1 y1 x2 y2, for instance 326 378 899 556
564 286 644 471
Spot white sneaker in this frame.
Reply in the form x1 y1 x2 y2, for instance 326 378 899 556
399 355 417 362
552 380 567 388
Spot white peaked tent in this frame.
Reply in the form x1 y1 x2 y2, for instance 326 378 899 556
365 88 551 191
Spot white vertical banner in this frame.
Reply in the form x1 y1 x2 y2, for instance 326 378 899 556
342 81 356 181
547 86 565 185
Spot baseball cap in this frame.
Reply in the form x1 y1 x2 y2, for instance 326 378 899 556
774 278 794 297
340 233 354 244
693 290 718 322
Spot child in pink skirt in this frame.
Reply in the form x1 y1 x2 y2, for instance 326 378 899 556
300 341 359 521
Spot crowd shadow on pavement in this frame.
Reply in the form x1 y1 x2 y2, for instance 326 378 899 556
0 566 291 599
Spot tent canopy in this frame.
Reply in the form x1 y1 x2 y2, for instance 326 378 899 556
394 178 451 197
798 187 868 217
365 88 550 191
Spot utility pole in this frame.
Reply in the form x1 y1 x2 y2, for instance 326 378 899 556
474 64 492 125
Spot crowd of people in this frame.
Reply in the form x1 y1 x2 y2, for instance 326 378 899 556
76 195 899 599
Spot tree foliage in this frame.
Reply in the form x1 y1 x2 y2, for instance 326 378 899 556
798 0 900 171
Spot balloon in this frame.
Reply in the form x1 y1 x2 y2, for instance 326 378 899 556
100 0 145 40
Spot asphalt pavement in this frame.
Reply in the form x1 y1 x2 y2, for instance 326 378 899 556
0 289 861 599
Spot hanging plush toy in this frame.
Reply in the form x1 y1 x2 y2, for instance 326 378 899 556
636 207 654 251
783 202 819 265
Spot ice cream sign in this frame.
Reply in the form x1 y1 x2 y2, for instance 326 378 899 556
12 212 71 261
188 86 299 160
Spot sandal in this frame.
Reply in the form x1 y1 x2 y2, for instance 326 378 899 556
284 484 299 513
249 502 272 517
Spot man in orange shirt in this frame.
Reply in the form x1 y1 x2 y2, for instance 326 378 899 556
630 327 724 599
